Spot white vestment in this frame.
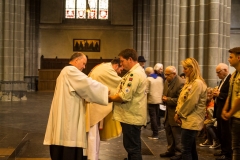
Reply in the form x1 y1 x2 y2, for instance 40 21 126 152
87 62 122 160
43 65 108 149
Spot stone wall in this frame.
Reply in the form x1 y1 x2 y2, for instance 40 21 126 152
39 0 134 60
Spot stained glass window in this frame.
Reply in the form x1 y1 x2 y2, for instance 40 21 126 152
99 0 108 19
66 0 76 19
77 0 86 19
65 0 108 20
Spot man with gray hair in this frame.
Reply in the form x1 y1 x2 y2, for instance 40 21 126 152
213 63 232 160
160 66 185 160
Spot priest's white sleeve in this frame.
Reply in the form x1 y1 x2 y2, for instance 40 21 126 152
67 67 108 106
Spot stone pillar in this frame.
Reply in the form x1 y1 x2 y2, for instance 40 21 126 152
0 0 40 101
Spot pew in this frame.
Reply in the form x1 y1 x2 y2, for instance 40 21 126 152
38 55 112 91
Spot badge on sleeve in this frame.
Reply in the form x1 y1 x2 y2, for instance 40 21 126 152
129 78 133 81
125 88 130 93
127 83 132 87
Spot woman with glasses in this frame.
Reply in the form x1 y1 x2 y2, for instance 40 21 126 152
174 58 207 160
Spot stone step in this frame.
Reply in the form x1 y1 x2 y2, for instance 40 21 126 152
0 126 29 160
14 133 50 159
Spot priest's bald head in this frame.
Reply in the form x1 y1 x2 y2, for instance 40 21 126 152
69 52 87 71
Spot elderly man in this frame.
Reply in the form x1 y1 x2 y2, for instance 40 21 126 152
43 52 108 160
87 58 123 160
109 48 147 160
222 47 240 160
213 63 231 160
160 66 185 160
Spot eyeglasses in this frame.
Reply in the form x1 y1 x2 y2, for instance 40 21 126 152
164 73 174 77
216 70 223 74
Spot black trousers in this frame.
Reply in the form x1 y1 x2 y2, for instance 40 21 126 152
148 104 159 136
50 145 87 160
216 117 232 157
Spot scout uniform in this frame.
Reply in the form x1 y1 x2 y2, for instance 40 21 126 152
229 71 240 118
113 63 147 126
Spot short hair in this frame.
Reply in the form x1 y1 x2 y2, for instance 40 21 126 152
111 58 121 66
229 47 240 55
154 63 163 71
166 66 177 74
217 63 229 72
145 67 154 75
118 49 138 61
70 52 85 61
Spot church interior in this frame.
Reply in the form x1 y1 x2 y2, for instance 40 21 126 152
0 0 240 159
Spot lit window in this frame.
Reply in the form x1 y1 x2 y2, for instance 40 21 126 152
65 0 108 20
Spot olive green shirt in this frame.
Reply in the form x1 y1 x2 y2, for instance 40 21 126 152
113 63 147 126
229 71 240 118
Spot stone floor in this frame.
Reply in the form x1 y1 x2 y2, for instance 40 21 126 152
0 92 218 160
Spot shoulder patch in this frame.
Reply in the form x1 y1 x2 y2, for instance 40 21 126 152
125 88 130 93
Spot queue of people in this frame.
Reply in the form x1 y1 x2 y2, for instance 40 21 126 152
43 47 240 160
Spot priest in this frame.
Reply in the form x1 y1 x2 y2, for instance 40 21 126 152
86 58 123 160
43 52 108 160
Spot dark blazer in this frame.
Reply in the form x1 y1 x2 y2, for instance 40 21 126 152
213 74 231 118
163 75 185 126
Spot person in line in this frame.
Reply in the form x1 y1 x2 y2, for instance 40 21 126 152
137 55 146 68
109 48 147 160
43 52 109 160
174 57 207 160
86 58 123 160
222 47 240 160
199 87 220 149
145 67 164 140
213 63 232 160
153 63 165 128
154 63 165 80
160 66 185 160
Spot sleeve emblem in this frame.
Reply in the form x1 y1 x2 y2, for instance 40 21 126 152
125 88 130 93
